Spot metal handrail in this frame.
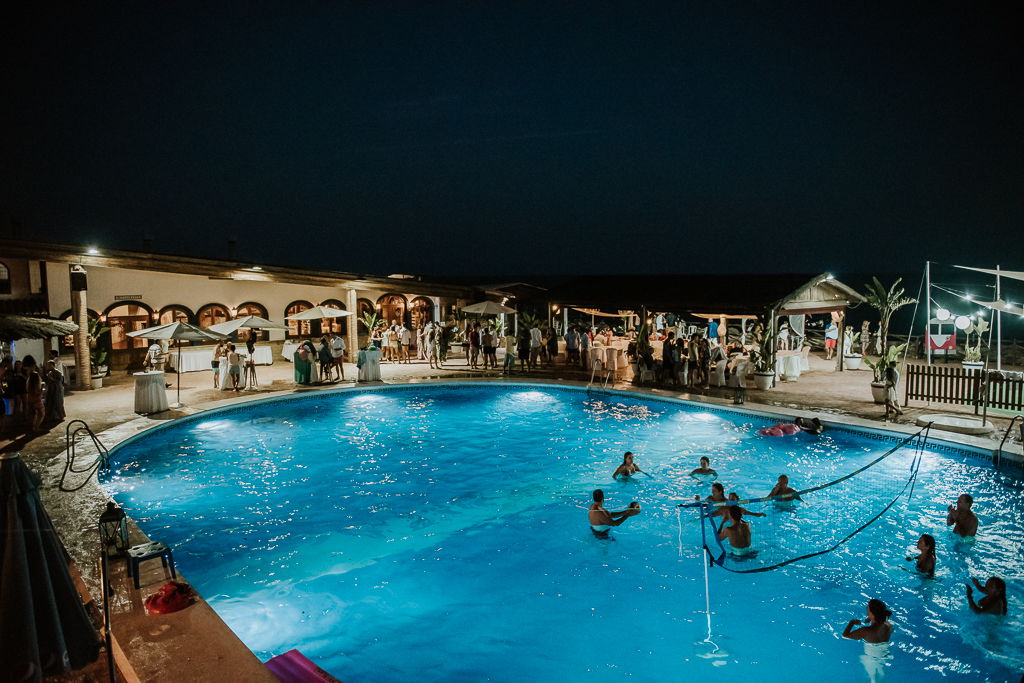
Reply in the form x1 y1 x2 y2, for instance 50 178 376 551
994 414 1023 471
59 420 110 492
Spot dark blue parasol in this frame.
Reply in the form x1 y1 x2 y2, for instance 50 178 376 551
0 453 99 682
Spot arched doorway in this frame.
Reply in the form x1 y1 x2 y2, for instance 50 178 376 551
235 302 269 342
197 303 231 330
104 303 153 351
159 305 194 326
356 298 375 335
319 299 348 336
57 308 99 353
377 293 407 329
410 297 434 332
285 300 313 339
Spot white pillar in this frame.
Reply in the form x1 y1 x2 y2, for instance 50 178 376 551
925 260 931 366
996 265 1002 371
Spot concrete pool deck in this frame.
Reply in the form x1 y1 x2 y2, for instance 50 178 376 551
11 350 1023 682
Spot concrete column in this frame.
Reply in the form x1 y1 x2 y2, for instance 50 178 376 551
346 288 358 357
72 289 91 390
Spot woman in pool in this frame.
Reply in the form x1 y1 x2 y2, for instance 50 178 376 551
613 451 644 479
905 534 936 575
688 456 717 481
842 599 893 683
966 576 1007 615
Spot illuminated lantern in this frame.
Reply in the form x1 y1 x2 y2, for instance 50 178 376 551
935 308 950 321
954 316 971 331
98 502 129 557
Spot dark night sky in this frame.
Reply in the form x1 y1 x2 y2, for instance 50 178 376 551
2 2 1022 278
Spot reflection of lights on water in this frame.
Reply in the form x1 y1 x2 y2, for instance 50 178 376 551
195 420 235 430
693 412 718 421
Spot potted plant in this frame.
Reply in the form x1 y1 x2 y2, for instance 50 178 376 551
863 277 917 356
844 332 863 370
864 343 906 404
961 319 988 372
750 317 776 390
88 318 111 388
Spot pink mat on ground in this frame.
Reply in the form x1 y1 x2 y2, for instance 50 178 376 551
265 650 343 683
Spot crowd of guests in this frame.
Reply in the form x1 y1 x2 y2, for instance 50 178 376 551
1 351 67 433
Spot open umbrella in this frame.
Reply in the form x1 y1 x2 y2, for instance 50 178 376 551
128 321 228 407
0 315 79 343
460 301 517 316
0 453 100 682
284 306 354 321
207 314 290 335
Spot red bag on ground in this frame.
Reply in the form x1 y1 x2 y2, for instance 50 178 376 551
144 581 195 615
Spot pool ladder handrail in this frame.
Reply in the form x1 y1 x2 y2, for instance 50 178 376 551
587 357 612 393
993 414 1023 472
59 420 110 492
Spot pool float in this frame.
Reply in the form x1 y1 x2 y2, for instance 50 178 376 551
757 422 801 437
144 581 194 615
265 650 343 683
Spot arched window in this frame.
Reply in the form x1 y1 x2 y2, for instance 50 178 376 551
57 308 100 352
285 300 314 339
197 304 231 331
410 297 434 331
377 293 408 329
103 303 154 350
0 262 10 295
319 299 348 335
356 298 375 334
159 305 194 326
235 302 269 342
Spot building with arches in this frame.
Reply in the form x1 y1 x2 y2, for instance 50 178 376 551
1 239 517 374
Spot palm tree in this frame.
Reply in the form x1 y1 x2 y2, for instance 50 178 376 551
863 277 916 355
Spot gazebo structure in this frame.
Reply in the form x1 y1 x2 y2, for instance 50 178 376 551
542 273 867 373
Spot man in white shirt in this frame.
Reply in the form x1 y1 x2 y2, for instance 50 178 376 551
400 325 412 364
529 322 543 369
330 332 347 380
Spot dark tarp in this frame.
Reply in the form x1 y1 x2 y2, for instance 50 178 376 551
0 454 100 682
541 273 863 317
0 315 79 343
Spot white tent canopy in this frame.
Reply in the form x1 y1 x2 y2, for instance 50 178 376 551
208 315 290 335
954 265 1024 283
285 306 354 320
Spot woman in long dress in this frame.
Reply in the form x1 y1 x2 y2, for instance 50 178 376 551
884 362 903 419
44 361 66 423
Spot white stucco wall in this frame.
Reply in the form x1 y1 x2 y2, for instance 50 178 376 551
46 263 439 341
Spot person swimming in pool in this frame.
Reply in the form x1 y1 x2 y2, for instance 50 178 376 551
717 506 752 552
794 417 825 435
688 456 718 481
966 576 1007 615
613 451 644 479
588 489 641 536
946 493 978 538
905 533 936 575
690 482 730 519
726 492 766 518
767 475 802 502
842 599 894 683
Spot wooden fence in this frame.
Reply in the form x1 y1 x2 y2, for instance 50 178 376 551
904 365 981 407
905 365 1024 413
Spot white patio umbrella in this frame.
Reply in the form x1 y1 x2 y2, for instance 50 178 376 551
285 306 354 321
460 301 517 316
128 321 228 407
207 314 290 335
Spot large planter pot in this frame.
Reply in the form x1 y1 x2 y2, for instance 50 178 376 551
90 376 104 390
753 372 774 390
870 382 887 404
844 355 863 370
961 361 984 373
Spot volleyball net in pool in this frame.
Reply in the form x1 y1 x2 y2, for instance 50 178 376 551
681 424 932 574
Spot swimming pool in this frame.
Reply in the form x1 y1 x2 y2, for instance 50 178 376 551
103 383 1022 681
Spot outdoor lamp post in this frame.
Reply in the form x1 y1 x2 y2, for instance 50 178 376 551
99 502 129 556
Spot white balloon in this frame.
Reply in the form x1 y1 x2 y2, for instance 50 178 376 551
936 308 950 321
955 316 971 330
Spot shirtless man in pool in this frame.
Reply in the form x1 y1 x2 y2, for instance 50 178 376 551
588 489 641 535
946 493 978 538
768 475 803 502
717 506 752 552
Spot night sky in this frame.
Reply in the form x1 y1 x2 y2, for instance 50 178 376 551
3 2 1022 278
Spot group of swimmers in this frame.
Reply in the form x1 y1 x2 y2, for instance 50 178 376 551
589 450 1009 661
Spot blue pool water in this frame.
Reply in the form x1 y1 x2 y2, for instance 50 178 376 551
103 384 1022 681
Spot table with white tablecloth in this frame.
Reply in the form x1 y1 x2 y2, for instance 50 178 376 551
133 372 169 414
219 362 248 391
358 348 382 382
166 345 274 372
775 350 802 381
281 342 301 360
